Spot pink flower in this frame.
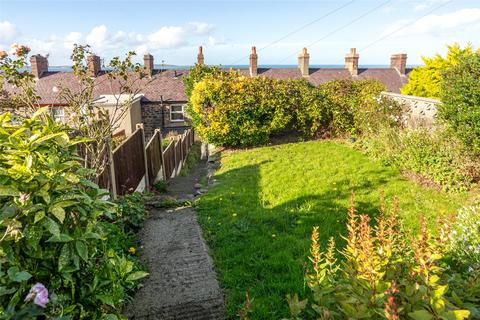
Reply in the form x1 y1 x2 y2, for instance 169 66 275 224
11 44 31 57
24 283 49 308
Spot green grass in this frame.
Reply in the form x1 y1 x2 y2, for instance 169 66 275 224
195 140 472 319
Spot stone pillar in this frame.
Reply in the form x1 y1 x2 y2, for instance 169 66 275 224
345 48 359 76
249 46 258 77
391 53 407 75
30 54 48 78
298 47 310 77
87 55 101 77
197 46 204 65
144 53 154 76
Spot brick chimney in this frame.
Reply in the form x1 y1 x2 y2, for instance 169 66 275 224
197 46 204 65
87 55 101 77
30 54 48 78
390 53 407 76
249 46 258 77
144 53 154 76
298 47 310 77
345 48 359 76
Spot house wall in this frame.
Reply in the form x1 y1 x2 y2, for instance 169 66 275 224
141 101 190 139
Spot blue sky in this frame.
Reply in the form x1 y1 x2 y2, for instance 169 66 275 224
0 0 479 66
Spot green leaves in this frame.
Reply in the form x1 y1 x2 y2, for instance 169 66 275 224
7 267 32 283
75 240 88 261
125 271 149 282
0 186 20 197
409 310 434 320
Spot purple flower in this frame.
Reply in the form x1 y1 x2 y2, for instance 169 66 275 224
24 283 49 308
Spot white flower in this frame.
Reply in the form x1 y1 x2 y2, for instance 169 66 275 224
52 86 59 93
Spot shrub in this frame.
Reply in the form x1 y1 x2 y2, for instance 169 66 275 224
401 43 476 99
439 52 480 153
189 71 328 146
357 127 480 192
449 205 480 269
183 64 223 99
287 194 473 319
0 110 147 319
319 79 399 137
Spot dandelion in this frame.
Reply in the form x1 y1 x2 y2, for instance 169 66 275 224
24 283 49 308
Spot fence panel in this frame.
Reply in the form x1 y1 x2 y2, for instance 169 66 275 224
163 141 175 180
146 131 162 184
174 139 182 173
113 128 146 195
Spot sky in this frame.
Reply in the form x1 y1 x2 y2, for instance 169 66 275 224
0 0 479 66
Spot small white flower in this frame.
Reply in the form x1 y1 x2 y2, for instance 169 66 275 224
52 86 59 93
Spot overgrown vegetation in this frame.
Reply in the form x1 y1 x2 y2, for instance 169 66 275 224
285 195 478 319
0 111 148 319
357 127 480 192
196 141 469 319
401 43 477 99
439 51 480 153
185 66 393 147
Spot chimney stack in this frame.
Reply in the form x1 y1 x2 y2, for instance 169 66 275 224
197 46 204 65
87 55 101 77
390 53 407 76
345 48 359 76
249 46 258 77
30 54 48 78
144 53 154 76
298 47 310 77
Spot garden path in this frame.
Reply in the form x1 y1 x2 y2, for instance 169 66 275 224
125 162 225 319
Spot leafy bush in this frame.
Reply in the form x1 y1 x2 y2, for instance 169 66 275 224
187 69 395 146
319 79 399 137
189 71 328 146
115 192 147 233
439 52 480 153
0 111 147 319
183 64 223 99
401 44 476 99
357 127 480 192
449 205 480 269
287 195 473 319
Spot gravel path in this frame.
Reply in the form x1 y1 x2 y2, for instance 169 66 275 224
125 162 225 319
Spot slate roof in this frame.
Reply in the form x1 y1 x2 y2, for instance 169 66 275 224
4 67 410 104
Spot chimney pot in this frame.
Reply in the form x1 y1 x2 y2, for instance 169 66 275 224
390 53 407 76
298 47 310 77
345 48 359 76
197 46 204 65
144 53 154 76
87 55 101 77
30 54 48 78
249 46 258 77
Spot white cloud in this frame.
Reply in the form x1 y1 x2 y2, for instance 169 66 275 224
0 21 19 42
412 0 449 12
86 25 108 47
384 8 480 37
208 36 228 46
147 26 187 49
187 22 214 35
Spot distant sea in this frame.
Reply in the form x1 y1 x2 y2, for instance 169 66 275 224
47 64 418 72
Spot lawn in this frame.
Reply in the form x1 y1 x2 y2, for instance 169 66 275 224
195 140 472 319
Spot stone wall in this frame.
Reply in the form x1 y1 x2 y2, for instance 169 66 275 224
381 92 440 128
141 102 190 140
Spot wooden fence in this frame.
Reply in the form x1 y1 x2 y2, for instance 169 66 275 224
98 124 194 198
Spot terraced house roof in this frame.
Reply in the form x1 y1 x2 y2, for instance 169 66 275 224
5 47 411 104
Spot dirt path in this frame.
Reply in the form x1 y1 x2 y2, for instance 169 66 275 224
125 162 225 320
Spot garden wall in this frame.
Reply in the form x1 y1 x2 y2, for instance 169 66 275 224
381 91 440 128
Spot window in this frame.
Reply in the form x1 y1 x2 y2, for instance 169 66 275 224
51 107 65 123
170 105 185 122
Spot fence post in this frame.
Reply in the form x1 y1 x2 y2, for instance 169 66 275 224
173 139 178 178
136 123 150 190
156 128 167 181
106 136 118 200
